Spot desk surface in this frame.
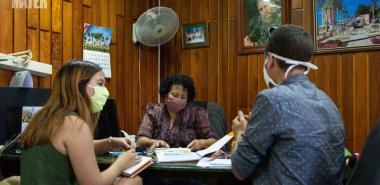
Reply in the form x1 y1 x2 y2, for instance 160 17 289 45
97 155 232 173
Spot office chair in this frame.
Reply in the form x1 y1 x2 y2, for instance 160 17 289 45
346 119 380 185
189 101 227 139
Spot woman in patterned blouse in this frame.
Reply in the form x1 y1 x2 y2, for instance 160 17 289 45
136 75 217 151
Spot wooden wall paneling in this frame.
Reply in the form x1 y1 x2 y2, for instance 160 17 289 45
116 15 126 130
198 48 209 100
152 48 158 104
83 0 92 6
181 0 192 76
353 53 369 152
290 9 303 27
131 46 140 133
227 18 237 129
257 54 266 91
292 0 303 9
39 31 51 88
190 0 201 92
200 0 209 22
14 8 27 52
145 47 154 105
52 0 63 33
326 55 341 108
163 0 182 74
108 44 118 99
100 0 109 27
314 55 327 92
209 0 218 20
0 1 14 86
91 0 101 25
247 55 258 109
27 6 39 28
302 0 312 34
117 0 124 16
109 0 118 44
307 56 316 83
237 56 248 108
40 0 51 31
51 32 63 84
72 0 83 59
123 0 133 132
131 0 140 20
139 45 147 114
341 53 354 151
208 20 218 102
218 0 229 110
62 1 73 63
83 5 92 24
369 51 380 130
228 0 236 18
27 28 40 86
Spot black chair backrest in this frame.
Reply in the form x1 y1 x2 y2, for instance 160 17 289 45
346 119 380 185
189 101 227 139
207 102 227 139
94 98 123 139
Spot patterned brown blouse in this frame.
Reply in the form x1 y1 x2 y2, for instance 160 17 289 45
137 103 217 148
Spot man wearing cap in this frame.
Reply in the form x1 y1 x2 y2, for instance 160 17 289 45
231 24 345 185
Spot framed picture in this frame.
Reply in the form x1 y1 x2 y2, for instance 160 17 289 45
313 0 380 53
182 23 209 49
237 0 289 54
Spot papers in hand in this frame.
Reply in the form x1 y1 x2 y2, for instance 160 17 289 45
121 156 153 177
196 157 231 168
155 133 234 163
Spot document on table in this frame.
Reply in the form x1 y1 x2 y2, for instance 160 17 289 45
155 132 234 163
196 157 231 168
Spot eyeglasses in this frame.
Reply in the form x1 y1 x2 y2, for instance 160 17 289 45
267 27 278 38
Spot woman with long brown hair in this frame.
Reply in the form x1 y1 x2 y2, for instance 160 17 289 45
20 60 142 185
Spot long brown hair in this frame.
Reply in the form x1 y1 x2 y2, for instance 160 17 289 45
21 60 102 149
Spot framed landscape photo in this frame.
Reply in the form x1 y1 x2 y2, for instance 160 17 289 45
313 0 380 53
182 23 209 49
237 0 289 54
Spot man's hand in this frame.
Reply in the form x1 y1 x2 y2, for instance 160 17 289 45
232 111 248 137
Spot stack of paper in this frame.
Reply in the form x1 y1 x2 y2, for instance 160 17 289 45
196 157 231 168
155 132 234 163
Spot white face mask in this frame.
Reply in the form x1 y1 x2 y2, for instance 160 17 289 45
263 52 318 88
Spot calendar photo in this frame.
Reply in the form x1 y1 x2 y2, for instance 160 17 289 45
83 23 113 78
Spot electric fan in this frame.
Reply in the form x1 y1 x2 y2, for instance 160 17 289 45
133 6 179 104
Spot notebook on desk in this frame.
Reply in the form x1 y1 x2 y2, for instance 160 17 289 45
155 132 234 163
121 156 154 177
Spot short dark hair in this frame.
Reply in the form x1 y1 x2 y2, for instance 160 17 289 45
265 24 313 70
159 75 196 101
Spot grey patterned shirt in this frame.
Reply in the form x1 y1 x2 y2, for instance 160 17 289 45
232 74 344 185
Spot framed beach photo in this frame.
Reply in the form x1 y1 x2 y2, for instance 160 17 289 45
313 0 380 53
182 23 209 49
237 0 289 54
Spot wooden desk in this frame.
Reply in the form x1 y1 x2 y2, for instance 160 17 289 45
98 155 250 185
1 153 250 185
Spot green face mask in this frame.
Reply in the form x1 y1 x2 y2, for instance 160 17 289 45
88 85 109 113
